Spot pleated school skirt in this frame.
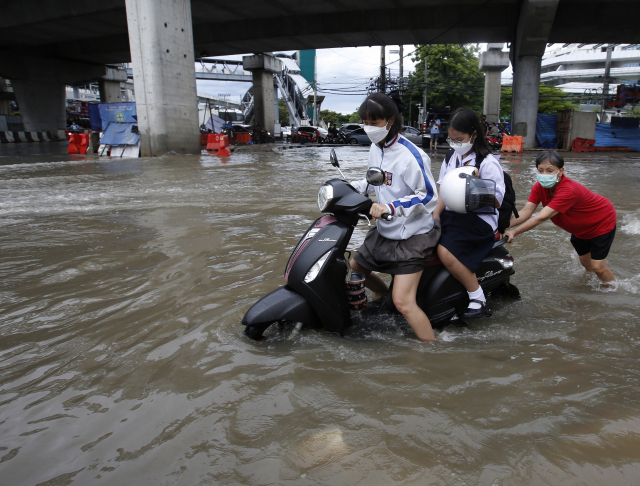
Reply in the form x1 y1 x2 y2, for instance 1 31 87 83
354 220 441 275
439 211 495 273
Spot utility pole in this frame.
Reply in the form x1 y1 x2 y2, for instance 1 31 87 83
423 59 428 111
313 51 318 126
409 90 412 126
380 46 386 93
601 45 613 120
399 45 404 89
421 58 428 128
313 82 318 126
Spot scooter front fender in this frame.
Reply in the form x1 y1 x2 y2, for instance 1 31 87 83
242 285 321 328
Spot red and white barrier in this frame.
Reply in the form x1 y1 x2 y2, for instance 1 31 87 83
206 134 230 156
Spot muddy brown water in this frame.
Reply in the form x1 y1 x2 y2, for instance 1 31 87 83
1 143 640 485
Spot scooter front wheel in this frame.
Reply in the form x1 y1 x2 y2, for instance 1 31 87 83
244 322 274 340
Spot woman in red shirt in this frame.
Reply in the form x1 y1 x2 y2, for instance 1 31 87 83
505 150 617 283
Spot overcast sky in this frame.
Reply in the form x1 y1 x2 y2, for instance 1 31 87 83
196 46 420 116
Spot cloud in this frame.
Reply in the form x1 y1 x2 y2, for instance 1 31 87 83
317 46 417 114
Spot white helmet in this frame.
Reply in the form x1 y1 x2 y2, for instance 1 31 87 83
440 166 496 213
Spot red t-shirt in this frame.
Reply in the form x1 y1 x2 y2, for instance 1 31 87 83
528 175 616 239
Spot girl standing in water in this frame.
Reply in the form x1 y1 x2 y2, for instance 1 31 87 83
505 150 616 283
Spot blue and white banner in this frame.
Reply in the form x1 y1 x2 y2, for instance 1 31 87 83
97 102 137 130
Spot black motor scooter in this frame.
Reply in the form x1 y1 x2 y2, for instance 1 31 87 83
242 150 519 340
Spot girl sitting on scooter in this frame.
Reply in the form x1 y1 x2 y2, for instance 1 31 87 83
433 107 505 319
349 93 441 341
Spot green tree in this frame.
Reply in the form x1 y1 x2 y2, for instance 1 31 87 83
278 99 290 126
404 44 484 126
319 109 353 127
348 111 361 123
499 85 577 119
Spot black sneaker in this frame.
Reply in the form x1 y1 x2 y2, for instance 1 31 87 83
460 299 492 319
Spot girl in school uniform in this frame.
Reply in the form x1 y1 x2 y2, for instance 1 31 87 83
433 107 505 318
350 93 440 341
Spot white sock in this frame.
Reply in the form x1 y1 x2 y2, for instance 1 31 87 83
467 287 485 309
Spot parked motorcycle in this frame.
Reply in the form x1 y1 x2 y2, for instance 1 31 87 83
487 135 502 150
252 128 274 144
319 132 348 144
242 150 520 340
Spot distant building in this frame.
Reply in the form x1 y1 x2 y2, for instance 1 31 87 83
502 44 640 109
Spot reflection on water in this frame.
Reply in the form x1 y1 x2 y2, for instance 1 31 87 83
1 145 640 485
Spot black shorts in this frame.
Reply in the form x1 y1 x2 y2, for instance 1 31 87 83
570 226 616 260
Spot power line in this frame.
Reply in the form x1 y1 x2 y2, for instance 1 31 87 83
325 49 380 66
384 48 418 67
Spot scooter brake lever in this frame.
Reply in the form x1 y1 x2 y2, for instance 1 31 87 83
357 213 371 226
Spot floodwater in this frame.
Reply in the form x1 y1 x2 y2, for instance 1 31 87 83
1 142 640 485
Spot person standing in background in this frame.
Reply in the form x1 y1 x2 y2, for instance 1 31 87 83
481 114 490 137
428 117 441 153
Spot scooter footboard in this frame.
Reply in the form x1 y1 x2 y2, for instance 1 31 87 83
242 286 321 328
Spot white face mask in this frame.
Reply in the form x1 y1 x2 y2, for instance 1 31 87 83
364 122 390 144
451 138 474 155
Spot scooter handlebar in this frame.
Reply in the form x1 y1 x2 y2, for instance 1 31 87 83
492 236 508 248
381 213 394 222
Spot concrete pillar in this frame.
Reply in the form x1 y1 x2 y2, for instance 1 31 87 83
11 80 66 132
243 54 282 135
99 66 128 103
0 78 11 114
479 44 510 124
0 99 10 115
510 0 559 149
99 80 122 102
254 71 275 133
125 0 200 156
511 56 543 147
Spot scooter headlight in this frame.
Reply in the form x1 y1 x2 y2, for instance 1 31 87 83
304 250 332 283
496 257 514 270
317 184 334 212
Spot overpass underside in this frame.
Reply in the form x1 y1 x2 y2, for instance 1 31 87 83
1 0 639 153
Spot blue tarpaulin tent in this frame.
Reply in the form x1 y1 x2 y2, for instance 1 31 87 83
595 123 640 151
99 123 139 146
535 113 558 148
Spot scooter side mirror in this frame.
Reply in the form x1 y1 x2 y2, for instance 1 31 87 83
329 149 340 168
366 167 386 186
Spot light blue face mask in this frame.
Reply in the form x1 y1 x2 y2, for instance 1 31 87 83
537 172 559 188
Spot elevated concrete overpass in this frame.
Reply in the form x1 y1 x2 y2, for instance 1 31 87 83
1 0 639 154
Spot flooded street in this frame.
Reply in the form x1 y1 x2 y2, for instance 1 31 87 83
1 142 640 485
